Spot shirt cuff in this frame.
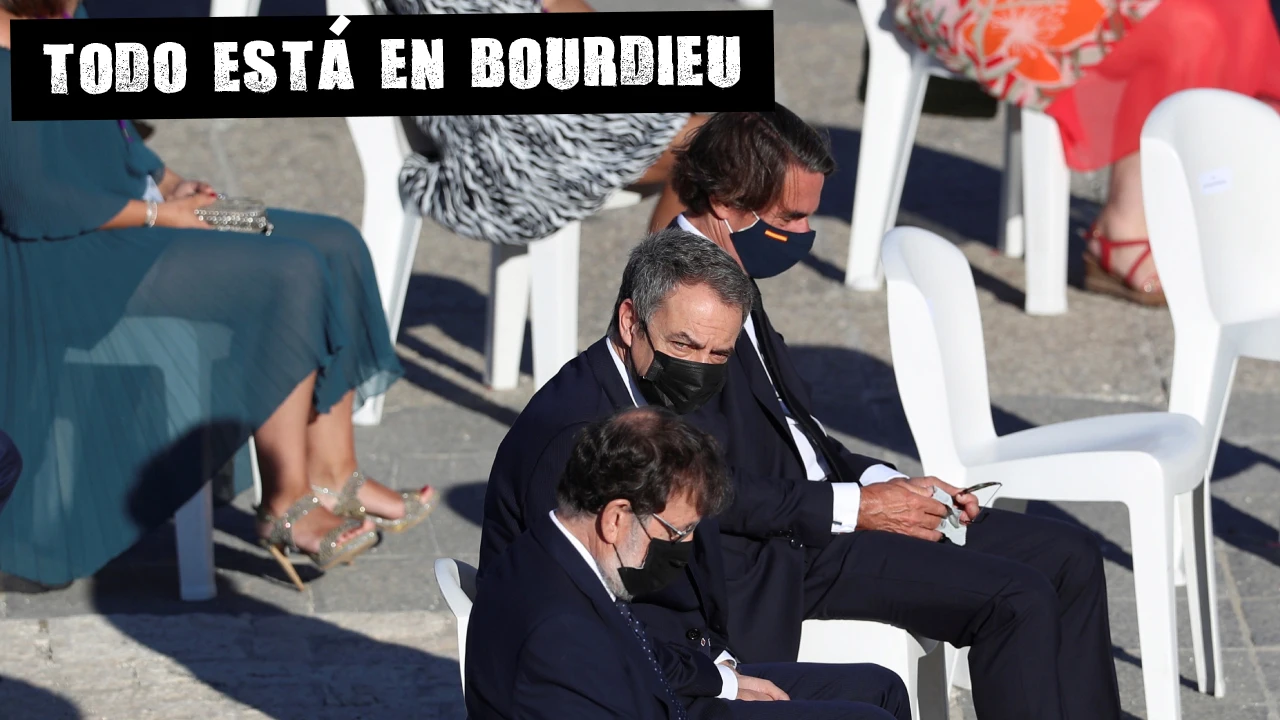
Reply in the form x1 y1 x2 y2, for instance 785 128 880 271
832 465 908 533
860 464 908 486
716 662 738 700
831 482 860 534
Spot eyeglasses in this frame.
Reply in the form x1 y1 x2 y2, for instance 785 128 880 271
651 513 697 541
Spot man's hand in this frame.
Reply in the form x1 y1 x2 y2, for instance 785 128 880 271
907 476 980 524
733 670 789 701
856 478 949 540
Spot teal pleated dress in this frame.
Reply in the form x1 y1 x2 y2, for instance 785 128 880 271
0 29 404 584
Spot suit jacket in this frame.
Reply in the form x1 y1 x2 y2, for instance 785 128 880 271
466 511 703 720
479 337 733 698
666 217 895 661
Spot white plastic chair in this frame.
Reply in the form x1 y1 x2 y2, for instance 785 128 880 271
1140 88 1280 698
846 0 1070 317
435 557 479 693
798 619 948 720
881 225 1213 720
62 319 264 602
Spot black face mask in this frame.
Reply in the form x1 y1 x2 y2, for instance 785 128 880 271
616 521 693 598
725 213 816 279
631 330 727 415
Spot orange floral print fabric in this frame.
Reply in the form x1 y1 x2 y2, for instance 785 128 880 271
895 0 1163 110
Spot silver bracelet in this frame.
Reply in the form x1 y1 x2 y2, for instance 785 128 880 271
144 200 158 228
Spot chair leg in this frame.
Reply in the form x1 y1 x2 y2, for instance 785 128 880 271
1170 335 1236 698
528 222 581 390
353 210 422 428
1181 481 1225 698
846 39 930 291
175 482 217 602
248 435 264 509
1130 496 1182 720
1020 109 1070 316
997 107 1025 259
916 643 951 720
484 243 533 391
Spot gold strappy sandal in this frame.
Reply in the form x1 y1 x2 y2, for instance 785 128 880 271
256 494 381 592
313 470 435 534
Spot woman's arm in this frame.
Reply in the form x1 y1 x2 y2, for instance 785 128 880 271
156 167 183 199
99 195 217 230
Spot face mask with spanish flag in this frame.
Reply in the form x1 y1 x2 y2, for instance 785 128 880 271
722 212 816 279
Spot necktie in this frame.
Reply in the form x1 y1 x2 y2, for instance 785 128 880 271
748 296 861 486
615 600 689 720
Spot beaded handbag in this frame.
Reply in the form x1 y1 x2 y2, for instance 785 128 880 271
194 195 274 235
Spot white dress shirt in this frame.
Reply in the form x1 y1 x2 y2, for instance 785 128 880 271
602 348 740 700
673 214 908 531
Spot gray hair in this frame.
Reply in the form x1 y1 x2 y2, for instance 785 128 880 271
606 228 755 343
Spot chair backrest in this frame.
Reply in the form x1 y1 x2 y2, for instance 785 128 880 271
882 227 998 473
1142 89 1280 332
434 558 478 693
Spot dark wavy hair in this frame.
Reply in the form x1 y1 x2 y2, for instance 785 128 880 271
1 1 73 18
671 103 836 216
556 406 733 520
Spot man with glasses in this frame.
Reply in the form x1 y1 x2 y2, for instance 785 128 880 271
469 406 910 720
479 229 910 717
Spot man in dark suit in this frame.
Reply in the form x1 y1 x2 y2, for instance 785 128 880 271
479 230 911 717
468 406 910 720
661 104 1123 720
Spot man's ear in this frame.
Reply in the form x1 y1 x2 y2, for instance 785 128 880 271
598 499 632 545
617 299 639 348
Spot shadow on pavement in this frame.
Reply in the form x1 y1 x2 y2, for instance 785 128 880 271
444 482 487 529
0 677 82 720
813 125 1101 304
394 272 523 427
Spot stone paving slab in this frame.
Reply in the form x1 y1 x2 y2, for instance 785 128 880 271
2 1 1279 719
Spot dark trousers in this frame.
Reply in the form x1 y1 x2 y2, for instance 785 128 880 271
687 661 911 720
803 508 1121 720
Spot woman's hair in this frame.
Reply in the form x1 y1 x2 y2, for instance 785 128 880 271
1 0 72 18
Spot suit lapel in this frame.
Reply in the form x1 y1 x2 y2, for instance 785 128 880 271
737 310 806 463
531 515 678 716
585 337 638 412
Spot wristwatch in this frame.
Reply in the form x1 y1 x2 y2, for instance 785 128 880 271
144 200 158 227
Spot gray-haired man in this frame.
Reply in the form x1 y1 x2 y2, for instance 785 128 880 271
480 229 910 719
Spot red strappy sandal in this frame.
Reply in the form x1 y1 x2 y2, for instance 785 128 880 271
1082 224 1167 307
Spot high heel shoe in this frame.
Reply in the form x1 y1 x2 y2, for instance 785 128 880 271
256 494 381 592
313 470 435 534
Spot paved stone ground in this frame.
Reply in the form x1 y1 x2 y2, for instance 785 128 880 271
3 1 1280 718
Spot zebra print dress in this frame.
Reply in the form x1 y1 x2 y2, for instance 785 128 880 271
376 0 692 246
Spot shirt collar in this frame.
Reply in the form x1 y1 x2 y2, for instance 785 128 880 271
676 212 707 238
549 509 616 602
607 337 647 408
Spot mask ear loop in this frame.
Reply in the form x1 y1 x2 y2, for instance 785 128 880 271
723 214 762 235
614 509 653 570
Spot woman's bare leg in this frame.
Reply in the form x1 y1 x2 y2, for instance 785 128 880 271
308 389 433 520
626 113 709 233
1087 152 1160 289
253 371 375 551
